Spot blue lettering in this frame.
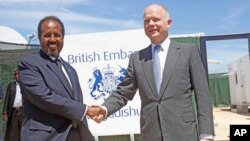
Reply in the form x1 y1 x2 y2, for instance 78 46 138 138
67 52 100 64
109 106 140 118
103 50 134 61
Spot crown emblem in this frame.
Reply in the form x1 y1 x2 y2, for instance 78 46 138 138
103 64 115 75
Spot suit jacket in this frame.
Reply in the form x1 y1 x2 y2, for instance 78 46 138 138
2 82 17 118
103 40 214 141
18 50 94 141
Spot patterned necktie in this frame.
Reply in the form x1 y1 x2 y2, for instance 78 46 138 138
153 45 162 95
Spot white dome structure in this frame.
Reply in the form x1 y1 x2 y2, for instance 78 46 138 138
0 26 27 44
0 26 28 50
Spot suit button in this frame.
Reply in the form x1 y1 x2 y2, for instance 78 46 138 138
158 101 161 104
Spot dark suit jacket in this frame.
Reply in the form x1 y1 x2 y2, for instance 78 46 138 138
103 40 214 141
2 82 17 118
18 50 94 141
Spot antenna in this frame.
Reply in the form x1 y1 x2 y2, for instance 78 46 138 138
26 32 37 49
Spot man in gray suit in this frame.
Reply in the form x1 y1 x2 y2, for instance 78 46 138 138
18 16 99 141
92 4 214 141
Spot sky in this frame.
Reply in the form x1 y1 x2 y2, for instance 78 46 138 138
0 0 250 73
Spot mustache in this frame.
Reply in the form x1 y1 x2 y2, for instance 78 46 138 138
47 40 59 46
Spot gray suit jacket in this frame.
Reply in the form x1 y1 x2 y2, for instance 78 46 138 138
18 50 94 141
103 40 214 141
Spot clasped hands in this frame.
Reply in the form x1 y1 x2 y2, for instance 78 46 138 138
86 105 106 123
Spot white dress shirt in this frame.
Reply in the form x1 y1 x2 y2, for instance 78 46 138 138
151 37 170 78
13 82 23 107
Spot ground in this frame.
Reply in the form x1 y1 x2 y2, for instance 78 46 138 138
213 107 250 141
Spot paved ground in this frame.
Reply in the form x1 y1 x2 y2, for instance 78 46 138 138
213 107 250 141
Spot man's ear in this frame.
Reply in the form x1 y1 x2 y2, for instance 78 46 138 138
167 19 172 27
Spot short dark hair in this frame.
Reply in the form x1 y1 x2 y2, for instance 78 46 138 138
37 15 65 40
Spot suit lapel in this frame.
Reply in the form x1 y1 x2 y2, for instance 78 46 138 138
10 83 17 107
62 61 77 99
141 45 158 98
159 41 181 98
46 58 74 99
39 50 74 99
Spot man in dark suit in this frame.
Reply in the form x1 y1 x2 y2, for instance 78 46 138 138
2 69 23 141
92 4 214 141
18 16 99 141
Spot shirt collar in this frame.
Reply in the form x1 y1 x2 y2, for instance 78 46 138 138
151 37 171 52
50 56 61 61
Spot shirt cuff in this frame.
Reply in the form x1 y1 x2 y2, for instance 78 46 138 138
81 106 88 121
199 134 214 139
101 106 108 118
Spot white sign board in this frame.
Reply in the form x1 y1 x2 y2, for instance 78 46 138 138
61 29 203 136
61 29 149 136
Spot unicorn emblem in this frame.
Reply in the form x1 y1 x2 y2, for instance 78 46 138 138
116 65 127 83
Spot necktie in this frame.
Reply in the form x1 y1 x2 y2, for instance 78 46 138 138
153 45 162 95
55 59 72 89
55 58 64 72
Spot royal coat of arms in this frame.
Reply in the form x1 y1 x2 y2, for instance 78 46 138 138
88 64 127 100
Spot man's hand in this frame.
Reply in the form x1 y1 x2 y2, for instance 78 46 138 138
2 113 8 121
87 105 106 118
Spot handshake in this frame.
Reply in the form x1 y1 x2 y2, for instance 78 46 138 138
86 105 107 123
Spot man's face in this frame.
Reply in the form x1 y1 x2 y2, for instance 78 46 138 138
40 20 64 58
15 70 19 81
144 5 171 44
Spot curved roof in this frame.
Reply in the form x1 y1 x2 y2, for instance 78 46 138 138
0 26 27 44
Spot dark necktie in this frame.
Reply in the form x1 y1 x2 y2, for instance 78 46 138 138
153 45 162 95
55 58 64 73
55 59 72 89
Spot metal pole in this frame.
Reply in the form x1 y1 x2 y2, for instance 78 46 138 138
26 32 36 49
94 136 99 141
130 134 135 141
199 37 209 80
248 38 250 60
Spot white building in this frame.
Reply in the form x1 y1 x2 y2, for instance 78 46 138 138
0 26 27 50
